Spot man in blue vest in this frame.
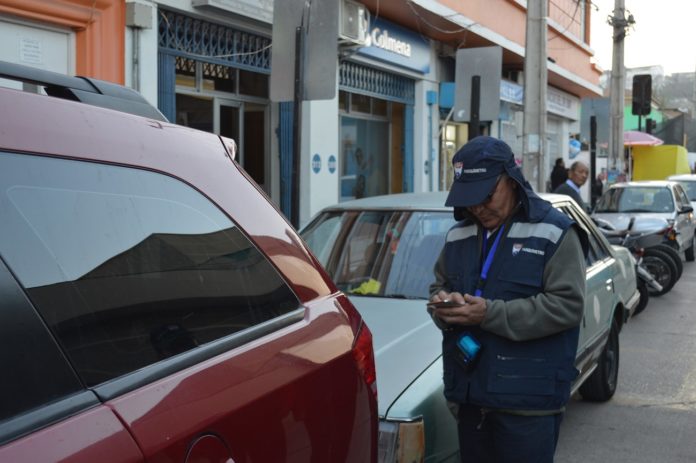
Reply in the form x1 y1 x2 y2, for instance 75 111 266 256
429 136 588 462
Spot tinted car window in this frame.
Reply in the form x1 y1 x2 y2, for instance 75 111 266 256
0 152 300 387
675 180 696 201
0 259 85 423
302 210 455 299
673 184 690 209
558 204 607 266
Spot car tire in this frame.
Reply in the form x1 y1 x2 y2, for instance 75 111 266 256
642 248 678 296
633 279 649 316
685 236 695 262
579 319 619 402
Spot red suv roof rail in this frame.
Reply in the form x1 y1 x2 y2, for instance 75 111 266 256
0 60 167 122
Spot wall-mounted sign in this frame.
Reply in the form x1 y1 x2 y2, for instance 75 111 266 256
357 18 430 74
19 37 42 65
328 155 337 174
311 153 322 174
453 46 502 122
547 86 579 120
500 80 524 105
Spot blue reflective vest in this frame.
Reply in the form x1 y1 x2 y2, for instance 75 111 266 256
442 207 580 411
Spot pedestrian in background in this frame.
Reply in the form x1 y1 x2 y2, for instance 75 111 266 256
591 173 604 209
554 161 590 212
550 157 567 191
429 136 588 463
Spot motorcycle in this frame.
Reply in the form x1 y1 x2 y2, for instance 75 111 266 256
595 217 670 315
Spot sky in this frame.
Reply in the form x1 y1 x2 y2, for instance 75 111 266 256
590 0 696 75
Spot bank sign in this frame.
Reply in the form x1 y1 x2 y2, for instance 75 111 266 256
357 18 430 74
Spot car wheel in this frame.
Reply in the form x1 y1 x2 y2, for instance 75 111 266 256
579 319 619 402
633 279 649 316
652 244 683 280
685 236 695 262
642 248 677 296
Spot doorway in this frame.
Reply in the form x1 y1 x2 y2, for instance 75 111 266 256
175 94 268 192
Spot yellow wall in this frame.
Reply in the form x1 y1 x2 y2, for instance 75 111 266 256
632 145 691 180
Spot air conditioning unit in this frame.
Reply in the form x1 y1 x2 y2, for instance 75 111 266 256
339 0 369 47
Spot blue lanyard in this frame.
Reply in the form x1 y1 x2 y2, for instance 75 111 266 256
474 224 505 297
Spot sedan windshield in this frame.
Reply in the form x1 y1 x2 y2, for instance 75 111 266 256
301 210 455 299
594 186 674 213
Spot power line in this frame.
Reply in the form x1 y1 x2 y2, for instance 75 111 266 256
548 0 583 42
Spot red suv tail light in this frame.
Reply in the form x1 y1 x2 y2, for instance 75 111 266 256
352 321 378 400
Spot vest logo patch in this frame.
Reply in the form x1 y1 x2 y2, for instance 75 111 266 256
512 243 523 256
521 247 545 256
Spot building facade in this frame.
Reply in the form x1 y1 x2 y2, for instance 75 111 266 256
1 0 602 227
0 0 124 84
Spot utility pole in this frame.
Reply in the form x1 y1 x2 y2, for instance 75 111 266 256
522 0 547 192
609 0 632 175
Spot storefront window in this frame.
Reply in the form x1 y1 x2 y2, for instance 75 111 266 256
373 98 388 116
338 91 348 112
351 94 371 114
201 63 236 93
439 123 467 190
340 117 389 201
239 69 268 98
175 57 196 88
175 94 213 132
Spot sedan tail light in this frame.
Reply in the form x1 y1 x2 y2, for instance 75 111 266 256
378 419 425 463
352 321 378 399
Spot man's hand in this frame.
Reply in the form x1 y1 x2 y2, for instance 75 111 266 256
433 293 487 326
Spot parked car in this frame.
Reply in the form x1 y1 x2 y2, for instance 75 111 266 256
593 181 696 262
667 173 696 210
0 62 378 462
300 191 640 463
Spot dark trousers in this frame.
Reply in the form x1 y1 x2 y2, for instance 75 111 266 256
457 404 563 463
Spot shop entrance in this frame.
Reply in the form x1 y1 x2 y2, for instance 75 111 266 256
339 92 406 201
173 57 269 193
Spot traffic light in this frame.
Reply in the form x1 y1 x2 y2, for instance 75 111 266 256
646 118 657 134
632 74 652 116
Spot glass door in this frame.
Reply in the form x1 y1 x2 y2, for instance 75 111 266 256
216 99 267 193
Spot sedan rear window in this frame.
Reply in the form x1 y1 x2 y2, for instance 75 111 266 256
302 210 455 299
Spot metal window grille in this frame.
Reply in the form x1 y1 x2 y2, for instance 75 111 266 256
339 61 414 105
159 9 271 73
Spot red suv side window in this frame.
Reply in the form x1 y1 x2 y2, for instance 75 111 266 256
0 152 300 387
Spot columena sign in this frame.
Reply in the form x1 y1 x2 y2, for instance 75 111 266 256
368 28 412 57
358 18 430 74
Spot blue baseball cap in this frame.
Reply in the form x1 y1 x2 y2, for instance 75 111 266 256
445 136 517 208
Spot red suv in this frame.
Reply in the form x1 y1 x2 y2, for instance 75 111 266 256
0 62 377 462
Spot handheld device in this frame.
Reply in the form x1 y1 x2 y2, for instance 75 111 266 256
426 299 461 310
426 301 457 330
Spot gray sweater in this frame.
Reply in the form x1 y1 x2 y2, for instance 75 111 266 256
431 226 586 341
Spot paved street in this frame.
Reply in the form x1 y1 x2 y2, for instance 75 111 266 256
556 258 696 462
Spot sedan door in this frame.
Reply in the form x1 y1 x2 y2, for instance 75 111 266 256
556 202 616 367
672 184 695 250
